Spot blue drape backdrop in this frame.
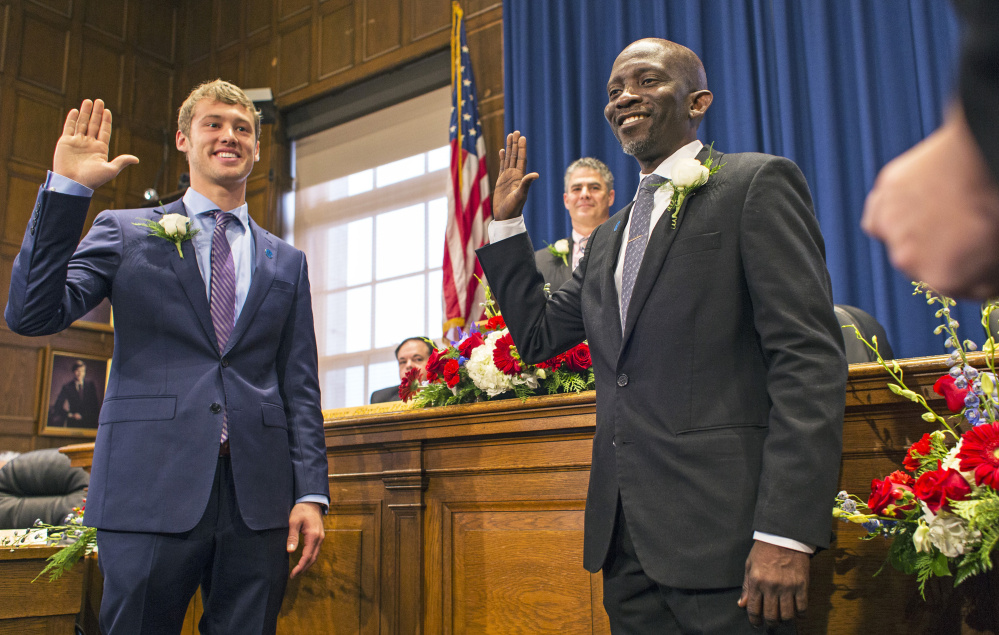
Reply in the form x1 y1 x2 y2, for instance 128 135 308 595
503 0 971 359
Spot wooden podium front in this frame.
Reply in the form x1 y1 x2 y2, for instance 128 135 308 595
62 355 998 634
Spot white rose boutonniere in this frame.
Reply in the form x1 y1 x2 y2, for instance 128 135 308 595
661 143 725 229
546 238 570 267
134 213 199 258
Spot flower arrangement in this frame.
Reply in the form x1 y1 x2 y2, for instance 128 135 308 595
834 283 999 596
0 499 96 582
134 213 198 258
546 239 570 267
402 288 595 407
662 144 724 228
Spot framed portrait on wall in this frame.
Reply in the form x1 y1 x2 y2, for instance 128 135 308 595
39 349 110 437
72 298 113 332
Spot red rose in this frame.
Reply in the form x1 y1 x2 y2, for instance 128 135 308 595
904 433 933 472
867 477 915 518
399 367 422 402
537 352 564 370
485 315 506 332
913 464 973 514
425 348 447 382
442 359 461 388
458 332 485 358
933 374 971 413
565 343 592 372
493 332 522 375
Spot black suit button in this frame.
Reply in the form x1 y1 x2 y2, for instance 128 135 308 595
221 357 229 368
617 374 628 387
210 402 222 414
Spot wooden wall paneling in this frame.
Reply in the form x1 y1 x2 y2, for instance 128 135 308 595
180 1 210 62
361 0 402 62
245 0 272 37
317 1 355 80
381 442 425 635
122 129 169 205
406 0 448 43
1 4 11 72
79 36 125 111
134 0 176 64
459 0 502 18
25 0 71 19
17 7 69 94
10 91 61 170
83 0 126 41
244 34 273 89
215 43 240 84
131 55 174 130
0 342 42 419
278 0 311 23
276 16 311 96
445 501 597 634
214 0 242 51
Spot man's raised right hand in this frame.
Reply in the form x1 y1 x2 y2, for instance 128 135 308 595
53 99 139 191
492 131 539 221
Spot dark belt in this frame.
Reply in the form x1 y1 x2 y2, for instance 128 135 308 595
219 439 230 457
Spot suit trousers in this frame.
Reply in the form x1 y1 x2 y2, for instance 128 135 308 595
601 500 796 635
96 456 289 634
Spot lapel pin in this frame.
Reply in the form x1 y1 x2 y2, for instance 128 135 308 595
265 248 273 259
614 220 621 232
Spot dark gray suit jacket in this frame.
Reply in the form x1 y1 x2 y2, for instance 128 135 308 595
477 147 846 589
534 236 573 291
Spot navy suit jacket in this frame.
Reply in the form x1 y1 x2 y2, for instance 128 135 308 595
478 148 846 589
6 189 329 533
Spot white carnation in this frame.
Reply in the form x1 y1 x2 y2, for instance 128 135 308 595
553 239 569 254
670 157 709 188
466 331 515 397
926 512 978 558
159 213 190 238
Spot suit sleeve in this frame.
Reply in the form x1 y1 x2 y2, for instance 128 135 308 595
740 157 847 547
955 0 999 185
5 187 117 336
477 230 588 364
275 252 330 503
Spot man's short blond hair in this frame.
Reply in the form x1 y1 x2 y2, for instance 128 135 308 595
177 79 262 143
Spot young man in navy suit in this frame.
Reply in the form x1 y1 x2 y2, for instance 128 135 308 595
478 39 846 633
5 80 329 634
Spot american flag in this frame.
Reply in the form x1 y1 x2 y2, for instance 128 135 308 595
442 1 490 338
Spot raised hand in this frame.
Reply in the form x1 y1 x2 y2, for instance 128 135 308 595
492 131 540 221
53 99 139 190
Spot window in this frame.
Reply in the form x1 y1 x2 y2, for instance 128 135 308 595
293 87 451 409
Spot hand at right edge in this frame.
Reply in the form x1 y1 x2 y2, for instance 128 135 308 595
492 131 540 221
52 99 139 191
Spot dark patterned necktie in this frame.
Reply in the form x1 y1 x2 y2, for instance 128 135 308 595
209 211 236 443
573 235 588 270
620 174 667 328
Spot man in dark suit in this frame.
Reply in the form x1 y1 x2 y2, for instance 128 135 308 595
477 39 846 633
369 336 433 404
50 359 101 428
534 158 616 291
863 0 999 299
5 81 329 633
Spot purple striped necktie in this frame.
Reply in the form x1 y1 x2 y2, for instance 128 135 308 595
209 211 237 443
620 174 667 329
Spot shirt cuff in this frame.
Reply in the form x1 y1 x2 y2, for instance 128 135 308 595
296 494 330 514
45 171 94 198
753 531 814 554
487 216 527 243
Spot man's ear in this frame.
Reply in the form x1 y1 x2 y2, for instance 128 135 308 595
563 191 571 211
175 129 188 153
254 141 261 162
688 90 713 119
607 189 616 208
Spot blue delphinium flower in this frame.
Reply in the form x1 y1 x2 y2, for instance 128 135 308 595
966 392 981 409
842 499 857 514
862 519 882 533
956 375 969 389
458 355 467 366
965 365 980 380
950 366 964 378
966 408 982 425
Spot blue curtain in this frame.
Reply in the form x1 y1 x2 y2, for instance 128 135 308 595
503 0 972 359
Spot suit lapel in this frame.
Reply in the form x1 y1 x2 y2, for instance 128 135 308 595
602 204 631 345
162 201 217 346
621 146 716 343
224 218 276 354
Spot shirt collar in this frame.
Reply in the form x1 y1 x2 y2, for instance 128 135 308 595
631 139 704 201
183 187 250 230
571 228 587 246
